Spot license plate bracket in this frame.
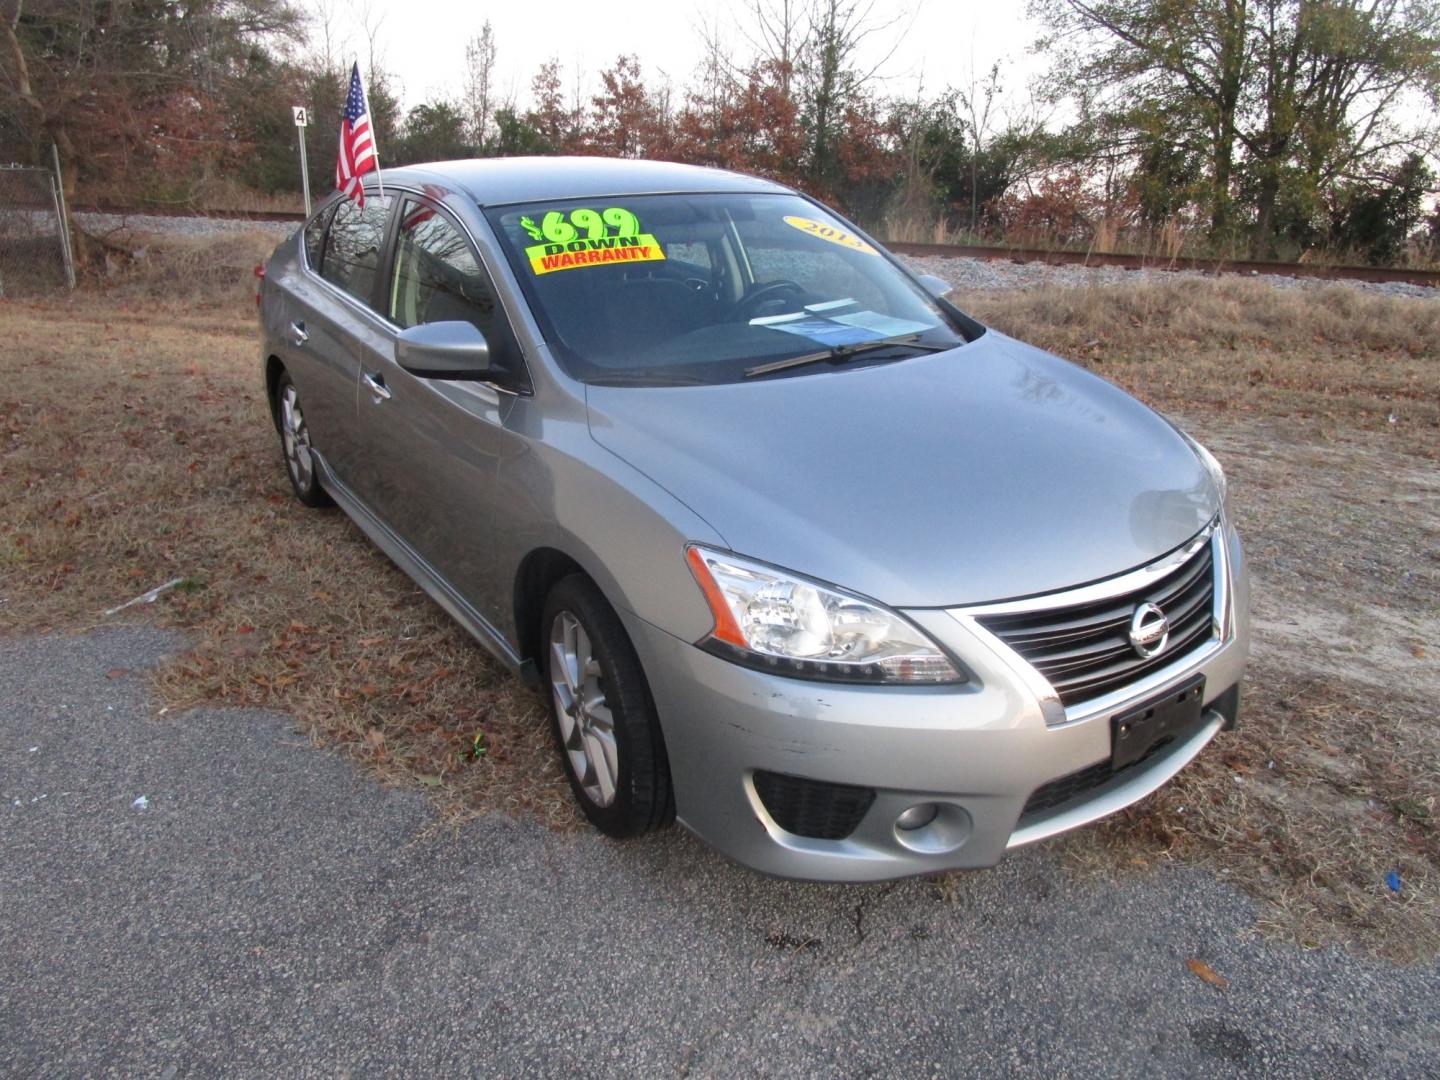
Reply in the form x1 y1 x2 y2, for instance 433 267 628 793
1111 675 1206 771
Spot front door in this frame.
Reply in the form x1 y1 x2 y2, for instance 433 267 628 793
348 197 527 628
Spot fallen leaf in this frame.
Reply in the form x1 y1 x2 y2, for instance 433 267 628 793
106 668 129 680
416 774 443 787
366 728 386 748
1187 958 1229 989
1412 646 1427 659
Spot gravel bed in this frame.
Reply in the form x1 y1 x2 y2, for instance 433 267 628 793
76 210 294 240
899 251 1438 300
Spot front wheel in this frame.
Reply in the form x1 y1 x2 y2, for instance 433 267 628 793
542 574 673 837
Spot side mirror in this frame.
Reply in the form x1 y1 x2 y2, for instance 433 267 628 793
395 321 492 380
917 273 953 299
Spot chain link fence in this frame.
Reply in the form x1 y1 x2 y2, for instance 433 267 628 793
0 163 75 297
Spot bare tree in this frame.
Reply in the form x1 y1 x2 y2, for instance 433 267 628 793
800 0 907 188
462 21 497 150
568 54 588 147
691 14 741 129
308 0 342 73
742 0 811 97
959 61 1004 233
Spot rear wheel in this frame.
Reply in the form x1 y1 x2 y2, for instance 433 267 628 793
542 574 673 837
275 371 331 508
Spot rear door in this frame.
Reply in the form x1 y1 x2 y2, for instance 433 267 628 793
348 195 531 626
283 193 395 486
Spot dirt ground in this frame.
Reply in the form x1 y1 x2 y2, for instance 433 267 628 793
1056 411 1439 955
1 260 1436 958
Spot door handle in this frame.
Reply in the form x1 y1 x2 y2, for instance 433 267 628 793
290 321 308 346
362 372 391 401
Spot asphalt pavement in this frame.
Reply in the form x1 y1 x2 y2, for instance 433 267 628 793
2 627 1436 1078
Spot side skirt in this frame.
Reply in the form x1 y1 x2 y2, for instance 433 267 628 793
312 450 534 682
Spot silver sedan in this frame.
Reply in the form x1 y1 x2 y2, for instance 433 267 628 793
258 157 1249 881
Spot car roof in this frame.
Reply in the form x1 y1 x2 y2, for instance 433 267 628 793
370 157 794 206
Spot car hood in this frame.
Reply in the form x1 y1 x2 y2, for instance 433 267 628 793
585 330 1217 607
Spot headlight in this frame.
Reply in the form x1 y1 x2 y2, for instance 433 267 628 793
685 546 964 684
1184 434 1232 520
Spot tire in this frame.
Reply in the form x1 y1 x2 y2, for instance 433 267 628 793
274 371 332 508
541 574 674 837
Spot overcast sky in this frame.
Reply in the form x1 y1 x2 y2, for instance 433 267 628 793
343 1 1047 118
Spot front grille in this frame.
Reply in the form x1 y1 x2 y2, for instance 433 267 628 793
977 537 1216 708
752 770 875 840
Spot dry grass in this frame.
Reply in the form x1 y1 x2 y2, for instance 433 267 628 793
0 276 574 830
963 277 1440 960
961 277 1440 444
92 230 287 309
1053 666 1439 960
2 249 1437 955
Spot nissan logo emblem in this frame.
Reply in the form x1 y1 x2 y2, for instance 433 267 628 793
1128 602 1170 659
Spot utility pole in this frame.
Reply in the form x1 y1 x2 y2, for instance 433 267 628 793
292 106 312 216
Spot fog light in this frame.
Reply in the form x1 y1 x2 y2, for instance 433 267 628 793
892 802 973 854
896 803 939 831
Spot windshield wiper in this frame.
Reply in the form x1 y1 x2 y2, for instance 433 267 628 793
743 334 949 378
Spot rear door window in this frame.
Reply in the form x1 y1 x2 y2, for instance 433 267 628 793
319 195 392 307
302 202 335 269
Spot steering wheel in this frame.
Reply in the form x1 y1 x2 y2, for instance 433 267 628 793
734 280 805 320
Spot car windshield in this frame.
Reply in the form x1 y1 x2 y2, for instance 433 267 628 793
485 193 972 386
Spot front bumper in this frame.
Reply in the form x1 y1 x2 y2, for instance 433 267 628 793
624 521 1249 882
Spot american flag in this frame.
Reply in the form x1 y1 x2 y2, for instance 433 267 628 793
400 184 450 231
336 62 378 206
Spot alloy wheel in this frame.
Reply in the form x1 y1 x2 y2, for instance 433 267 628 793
548 610 619 807
279 383 314 490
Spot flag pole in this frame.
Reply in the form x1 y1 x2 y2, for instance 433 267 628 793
360 59 385 202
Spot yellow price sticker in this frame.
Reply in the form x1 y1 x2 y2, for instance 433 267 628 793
782 216 879 255
525 234 666 275
518 205 666 274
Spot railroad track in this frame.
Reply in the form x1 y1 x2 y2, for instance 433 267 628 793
71 205 1439 288
73 204 307 223
886 240 1440 288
